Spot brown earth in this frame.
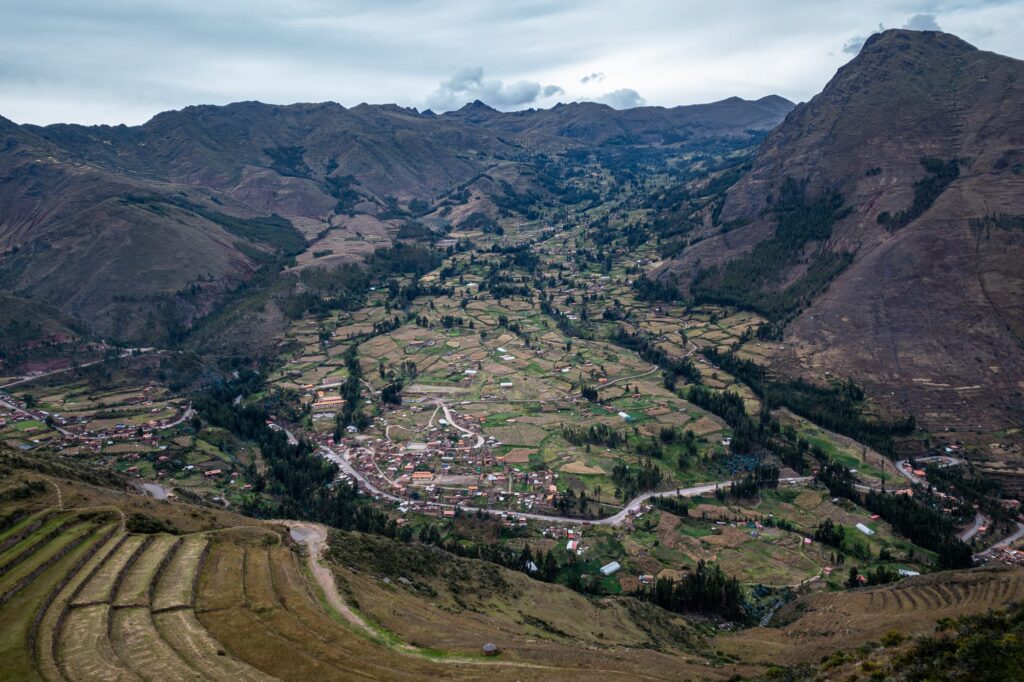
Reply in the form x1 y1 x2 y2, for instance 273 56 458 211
659 30 1024 438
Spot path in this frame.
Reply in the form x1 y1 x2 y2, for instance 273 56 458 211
286 522 377 636
435 400 485 448
281 518 663 677
385 424 416 443
594 364 660 391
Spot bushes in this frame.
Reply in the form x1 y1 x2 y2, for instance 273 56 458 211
263 145 311 178
704 348 915 456
877 157 959 230
641 560 745 621
813 518 846 548
125 513 178 535
691 177 853 322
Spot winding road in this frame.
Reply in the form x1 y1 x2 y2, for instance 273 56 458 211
321 441 810 526
435 399 485 448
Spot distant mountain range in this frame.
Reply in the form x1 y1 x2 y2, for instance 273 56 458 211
2 28 1021 436
657 29 1024 433
0 96 791 342
439 95 794 146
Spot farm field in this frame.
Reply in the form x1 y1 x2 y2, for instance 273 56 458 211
0 467 766 681
716 565 1024 665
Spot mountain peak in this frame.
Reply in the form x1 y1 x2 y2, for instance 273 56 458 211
459 99 499 113
860 28 978 56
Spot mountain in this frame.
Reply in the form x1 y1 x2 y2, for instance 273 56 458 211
441 95 794 146
657 30 1024 435
0 97 792 345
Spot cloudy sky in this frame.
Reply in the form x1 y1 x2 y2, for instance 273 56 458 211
1 0 1022 125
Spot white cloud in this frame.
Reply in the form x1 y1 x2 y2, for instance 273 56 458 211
843 23 885 54
0 1 1022 125
842 13 943 56
903 13 942 31
597 88 646 109
424 67 562 111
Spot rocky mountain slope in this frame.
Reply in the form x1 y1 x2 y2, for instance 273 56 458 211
0 98 791 344
440 95 794 146
659 30 1024 434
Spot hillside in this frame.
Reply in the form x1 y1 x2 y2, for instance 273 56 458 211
657 30 1024 436
0 449 754 681
0 98 792 347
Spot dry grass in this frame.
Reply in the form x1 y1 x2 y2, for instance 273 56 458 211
110 606 203 680
113 535 177 606
560 461 606 475
151 536 207 611
717 566 1024 665
502 448 534 464
486 424 548 446
72 535 145 605
59 604 135 681
687 417 724 436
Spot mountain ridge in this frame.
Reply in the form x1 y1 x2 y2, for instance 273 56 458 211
0 94 792 343
658 29 1024 433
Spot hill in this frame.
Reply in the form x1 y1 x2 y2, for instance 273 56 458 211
0 98 792 346
0 448 752 680
656 30 1024 436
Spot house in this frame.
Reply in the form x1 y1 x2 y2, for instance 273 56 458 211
309 395 346 411
566 540 578 552
600 561 621 576
412 471 435 481
855 522 875 536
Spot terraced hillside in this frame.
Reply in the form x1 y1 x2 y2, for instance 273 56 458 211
716 565 1024 664
5 460 1021 681
0 470 746 681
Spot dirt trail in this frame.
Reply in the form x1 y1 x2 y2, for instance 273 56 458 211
285 521 377 637
277 521 660 676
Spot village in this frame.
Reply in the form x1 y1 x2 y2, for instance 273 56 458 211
2 141 1021 605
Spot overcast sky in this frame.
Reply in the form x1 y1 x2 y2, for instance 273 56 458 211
1 0 1022 126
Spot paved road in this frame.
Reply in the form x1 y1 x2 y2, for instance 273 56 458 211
894 455 962 485
959 511 988 542
991 521 1024 549
321 442 810 526
0 394 194 441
